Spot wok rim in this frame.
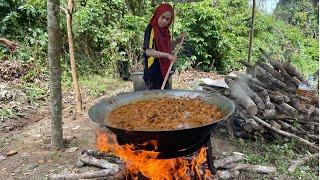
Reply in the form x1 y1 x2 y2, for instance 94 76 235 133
90 89 235 133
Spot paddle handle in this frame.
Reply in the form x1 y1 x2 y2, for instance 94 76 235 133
161 35 185 90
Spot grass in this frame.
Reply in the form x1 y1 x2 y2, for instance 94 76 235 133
234 137 319 179
22 83 48 104
79 74 132 98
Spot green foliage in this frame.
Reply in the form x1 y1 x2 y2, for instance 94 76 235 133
22 83 48 104
0 0 47 63
0 0 318 76
176 1 228 72
275 0 319 38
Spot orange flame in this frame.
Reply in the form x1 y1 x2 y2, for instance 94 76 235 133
96 129 212 179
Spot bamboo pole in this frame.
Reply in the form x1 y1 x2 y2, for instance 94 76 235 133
161 34 185 89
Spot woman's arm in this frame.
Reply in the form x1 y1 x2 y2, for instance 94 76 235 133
145 48 177 62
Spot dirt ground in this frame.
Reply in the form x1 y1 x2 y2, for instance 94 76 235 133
0 70 241 179
0 70 300 180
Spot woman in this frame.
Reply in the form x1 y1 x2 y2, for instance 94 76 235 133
143 3 177 90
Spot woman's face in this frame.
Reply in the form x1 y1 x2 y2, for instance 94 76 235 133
158 11 172 28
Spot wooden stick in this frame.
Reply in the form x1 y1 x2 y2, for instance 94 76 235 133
49 169 123 180
161 34 185 89
216 169 240 179
223 163 277 174
288 153 319 173
213 154 244 168
252 116 319 151
78 154 119 170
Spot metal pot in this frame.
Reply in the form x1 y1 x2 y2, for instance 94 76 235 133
89 90 235 156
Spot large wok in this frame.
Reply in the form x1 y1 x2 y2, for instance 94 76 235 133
89 90 235 157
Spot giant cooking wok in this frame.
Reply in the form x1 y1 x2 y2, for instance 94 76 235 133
89 90 235 157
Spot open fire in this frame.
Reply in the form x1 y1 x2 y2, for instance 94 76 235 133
96 129 212 179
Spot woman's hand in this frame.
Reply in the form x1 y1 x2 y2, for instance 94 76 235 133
166 53 177 62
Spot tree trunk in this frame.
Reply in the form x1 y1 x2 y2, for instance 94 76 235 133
67 0 82 112
47 0 63 148
247 0 256 63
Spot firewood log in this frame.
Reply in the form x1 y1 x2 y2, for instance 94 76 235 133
278 121 309 139
248 83 275 109
306 134 319 141
256 66 296 93
283 61 306 82
278 121 298 133
78 154 120 170
223 163 277 174
269 94 284 103
291 76 302 87
225 78 258 116
271 60 290 76
279 102 298 117
247 118 260 130
216 169 240 179
246 75 270 90
252 116 319 151
306 105 319 117
269 120 281 130
259 48 290 75
276 106 291 116
257 61 296 88
290 98 307 112
214 154 244 168
288 153 319 173
291 94 314 104
238 81 265 109
263 109 276 118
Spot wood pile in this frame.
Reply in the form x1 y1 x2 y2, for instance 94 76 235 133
48 150 276 180
203 48 319 152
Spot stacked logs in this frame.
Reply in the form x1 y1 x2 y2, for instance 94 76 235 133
205 48 319 152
